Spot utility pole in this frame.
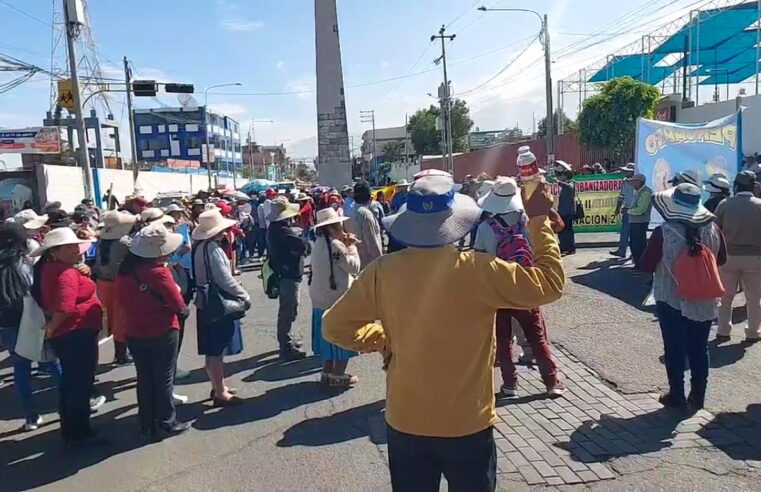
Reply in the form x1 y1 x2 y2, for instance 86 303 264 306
63 0 94 200
432 25 455 174
123 56 138 184
404 113 410 181
360 110 376 184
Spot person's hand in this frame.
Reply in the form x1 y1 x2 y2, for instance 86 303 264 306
522 182 553 218
342 232 360 246
74 263 91 277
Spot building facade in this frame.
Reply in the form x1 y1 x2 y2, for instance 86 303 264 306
361 125 414 184
132 106 241 174
242 142 289 180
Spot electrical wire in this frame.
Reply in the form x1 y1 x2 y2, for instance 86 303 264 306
454 34 540 96
0 0 52 27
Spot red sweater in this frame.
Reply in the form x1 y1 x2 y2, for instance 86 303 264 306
40 261 102 338
115 262 186 338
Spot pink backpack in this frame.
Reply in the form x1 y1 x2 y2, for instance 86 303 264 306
663 224 725 301
486 214 534 268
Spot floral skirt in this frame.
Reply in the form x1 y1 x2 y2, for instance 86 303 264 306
311 308 357 362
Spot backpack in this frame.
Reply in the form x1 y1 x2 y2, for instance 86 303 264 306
486 214 534 268
662 224 724 301
261 258 280 299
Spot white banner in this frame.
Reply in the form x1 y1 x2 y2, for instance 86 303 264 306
0 127 62 154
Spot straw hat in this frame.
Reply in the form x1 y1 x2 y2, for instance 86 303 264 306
296 193 309 201
478 177 524 215
141 207 175 225
619 163 636 173
29 226 94 257
129 223 184 259
191 208 237 240
703 173 731 194
164 203 184 214
13 209 48 230
313 207 349 229
268 196 300 222
98 210 138 240
652 183 713 225
382 174 482 248
413 169 451 180
554 160 572 173
396 179 411 187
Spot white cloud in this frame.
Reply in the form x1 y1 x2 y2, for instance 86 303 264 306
276 61 285 70
208 102 249 117
221 19 264 32
287 78 316 101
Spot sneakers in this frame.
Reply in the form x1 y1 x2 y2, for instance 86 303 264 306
23 415 43 431
89 395 106 412
172 393 189 405
279 347 307 361
547 382 567 399
500 386 519 398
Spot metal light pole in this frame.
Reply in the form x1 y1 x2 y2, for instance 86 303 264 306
123 56 139 182
360 110 377 184
63 0 94 200
479 6 554 164
204 82 241 189
431 25 456 174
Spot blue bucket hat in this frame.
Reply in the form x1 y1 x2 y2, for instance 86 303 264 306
381 175 482 248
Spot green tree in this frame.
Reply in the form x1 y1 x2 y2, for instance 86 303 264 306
408 98 474 155
577 76 660 155
381 140 405 161
537 109 577 138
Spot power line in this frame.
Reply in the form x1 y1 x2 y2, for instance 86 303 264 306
0 0 52 27
455 34 540 96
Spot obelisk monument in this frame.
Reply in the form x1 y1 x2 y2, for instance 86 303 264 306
315 0 352 187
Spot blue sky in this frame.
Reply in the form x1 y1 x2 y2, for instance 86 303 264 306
0 0 719 163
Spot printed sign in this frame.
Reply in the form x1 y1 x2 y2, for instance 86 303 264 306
0 127 61 154
57 79 75 110
636 111 742 225
549 173 623 233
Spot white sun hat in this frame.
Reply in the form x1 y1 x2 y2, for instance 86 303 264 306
267 196 300 222
413 169 451 181
191 208 237 240
703 173 731 193
13 210 48 230
164 203 184 214
313 207 350 229
141 207 176 225
652 183 713 225
98 210 138 240
29 226 94 257
382 174 482 248
478 177 524 215
129 222 184 258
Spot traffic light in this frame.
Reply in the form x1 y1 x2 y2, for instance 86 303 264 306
164 83 195 94
132 80 158 97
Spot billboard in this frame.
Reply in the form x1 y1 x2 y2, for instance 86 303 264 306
636 112 742 225
0 127 62 154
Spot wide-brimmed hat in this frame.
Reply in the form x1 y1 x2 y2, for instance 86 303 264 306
554 160 572 173
704 173 731 193
141 208 175 225
98 210 138 240
652 183 713 225
396 179 411 187
129 223 184 259
268 196 300 222
164 203 184 214
29 226 94 257
191 208 237 240
413 169 451 180
313 207 349 229
341 184 353 193
478 177 524 215
13 209 48 230
382 175 482 248
669 169 699 186
296 193 309 201
619 163 636 173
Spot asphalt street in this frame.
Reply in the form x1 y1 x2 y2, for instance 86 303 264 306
1 247 760 491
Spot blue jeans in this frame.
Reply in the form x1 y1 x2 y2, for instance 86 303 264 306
617 212 630 255
0 328 61 420
656 302 711 403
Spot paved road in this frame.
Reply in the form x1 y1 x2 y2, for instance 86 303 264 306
1 249 760 491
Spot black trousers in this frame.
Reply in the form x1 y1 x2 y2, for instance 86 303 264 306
629 222 649 268
50 329 98 442
387 425 496 492
559 214 576 253
127 330 179 431
256 227 268 257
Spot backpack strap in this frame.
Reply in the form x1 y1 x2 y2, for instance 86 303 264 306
324 234 337 291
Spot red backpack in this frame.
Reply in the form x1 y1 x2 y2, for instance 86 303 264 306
663 224 724 301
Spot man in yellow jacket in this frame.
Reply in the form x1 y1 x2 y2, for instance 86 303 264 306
323 174 564 491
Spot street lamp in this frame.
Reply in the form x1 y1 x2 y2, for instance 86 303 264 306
478 6 554 164
204 82 242 189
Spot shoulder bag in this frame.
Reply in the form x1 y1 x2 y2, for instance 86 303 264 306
194 242 248 323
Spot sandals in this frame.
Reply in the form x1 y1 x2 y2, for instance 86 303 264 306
328 374 358 387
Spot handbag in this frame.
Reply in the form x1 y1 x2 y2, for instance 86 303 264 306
15 296 55 362
194 242 248 323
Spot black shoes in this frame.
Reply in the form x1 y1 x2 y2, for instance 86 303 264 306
279 347 307 361
212 395 245 407
161 421 192 434
659 391 687 410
